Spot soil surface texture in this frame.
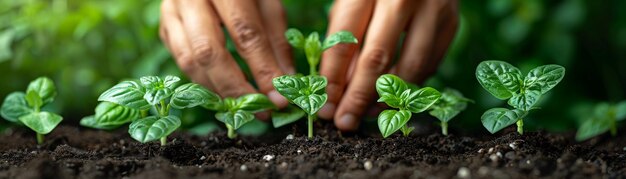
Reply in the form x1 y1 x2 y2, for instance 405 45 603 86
1 123 625 179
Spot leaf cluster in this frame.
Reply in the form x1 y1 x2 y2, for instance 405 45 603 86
576 101 626 141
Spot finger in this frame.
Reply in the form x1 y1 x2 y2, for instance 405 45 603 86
334 0 416 131
391 0 459 84
212 0 289 108
175 0 256 98
258 0 295 74
160 0 215 90
318 0 375 120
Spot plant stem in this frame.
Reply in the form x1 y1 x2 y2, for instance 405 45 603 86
140 110 148 118
441 122 448 136
309 65 317 76
226 124 237 139
400 124 411 137
516 119 524 135
36 133 44 144
160 137 166 146
308 115 316 139
159 100 168 116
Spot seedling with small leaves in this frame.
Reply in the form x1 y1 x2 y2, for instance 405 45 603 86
213 94 276 139
428 88 471 135
375 74 441 138
1 77 63 144
272 28 357 138
575 101 626 141
476 60 565 134
97 75 222 145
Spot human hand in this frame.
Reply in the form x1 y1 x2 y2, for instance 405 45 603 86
159 0 291 114
317 0 459 131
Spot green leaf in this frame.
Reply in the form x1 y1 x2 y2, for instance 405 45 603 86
140 76 164 90
170 83 221 109
476 61 523 99
322 31 358 50
481 108 523 134
215 110 255 130
1 92 32 123
26 77 57 105
377 109 412 138
163 75 181 89
236 93 275 112
507 89 542 111
615 101 626 121
300 75 327 95
93 102 140 126
428 88 470 122
304 32 322 67
271 104 306 128
524 65 565 94
273 75 306 101
403 87 441 113
25 90 43 109
377 94 403 108
99 81 151 110
576 116 612 141
128 115 181 143
285 28 305 49
293 94 327 115
144 88 173 105
80 115 120 130
376 74 408 98
18 112 63 134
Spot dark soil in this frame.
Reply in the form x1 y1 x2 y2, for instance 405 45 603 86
1 123 625 179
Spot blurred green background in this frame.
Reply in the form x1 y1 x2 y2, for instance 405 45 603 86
1 0 624 134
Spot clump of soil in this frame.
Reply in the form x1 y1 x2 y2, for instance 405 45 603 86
0 123 625 179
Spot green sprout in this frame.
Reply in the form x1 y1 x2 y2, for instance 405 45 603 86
428 88 472 135
576 101 626 141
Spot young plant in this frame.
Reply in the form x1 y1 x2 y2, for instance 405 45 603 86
476 60 565 134
0 77 63 144
213 94 275 139
428 88 471 135
576 101 626 141
272 28 357 138
97 75 222 145
375 74 441 138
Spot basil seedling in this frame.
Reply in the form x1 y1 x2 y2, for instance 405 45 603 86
1 77 63 144
213 94 275 139
476 60 565 134
97 76 221 145
428 88 472 135
375 74 441 138
575 101 626 141
273 28 357 138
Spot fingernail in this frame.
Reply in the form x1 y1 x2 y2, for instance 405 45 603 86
338 113 357 131
318 103 336 120
255 111 270 121
268 90 289 108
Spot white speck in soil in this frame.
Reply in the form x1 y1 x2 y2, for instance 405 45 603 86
489 154 499 162
477 166 489 176
280 162 288 169
496 152 503 158
200 156 206 160
30 151 37 154
478 148 484 154
263 155 275 161
364 161 373 171
505 151 516 160
488 147 494 154
457 167 470 178
297 149 302 154
264 163 270 167
509 143 518 150
623 147 626 151
240 164 248 171
526 160 531 164
286 134 294 140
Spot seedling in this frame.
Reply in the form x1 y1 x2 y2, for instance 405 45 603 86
0 77 63 144
476 60 565 134
428 88 472 135
575 101 626 141
97 75 222 145
375 74 441 138
272 28 357 138
213 93 276 139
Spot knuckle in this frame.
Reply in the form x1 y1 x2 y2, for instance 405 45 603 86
176 54 196 75
325 44 355 59
361 48 391 73
346 88 373 109
190 39 220 66
232 19 265 52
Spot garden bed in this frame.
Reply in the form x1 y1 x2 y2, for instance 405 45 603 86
1 123 625 179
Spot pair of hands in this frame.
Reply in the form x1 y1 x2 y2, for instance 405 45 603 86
159 0 458 131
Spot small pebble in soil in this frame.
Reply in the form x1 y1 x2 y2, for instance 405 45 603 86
457 167 470 178
477 166 489 176
200 156 206 160
488 147 494 154
478 148 484 154
240 164 248 171
489 154 499 162
364 161 373 171
280 162 288 169
286 134 294 140
297 149 302 154
623 147 626 151
505 151 516 160
264 163 270 167
496 152 503 158
509 143 518 150
263 155 275 161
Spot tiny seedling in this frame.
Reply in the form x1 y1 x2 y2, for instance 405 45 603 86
476 60 565 134
272 28 357 138
375 74 441 138
428 88 472 135
0 77 63 144
575 101 626 141
97 75 222 145
213 93 275 139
